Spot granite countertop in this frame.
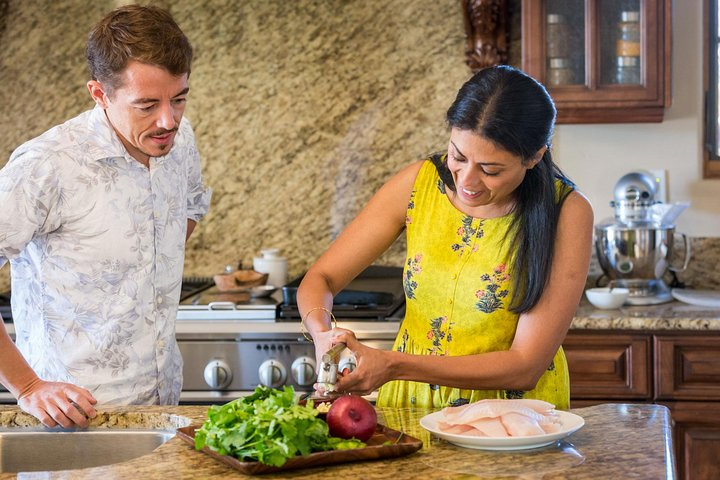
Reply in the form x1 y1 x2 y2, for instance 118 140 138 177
572 299 720 331
3 300 719 338
172 300 720 337
0 403 674 479
176 299 720 337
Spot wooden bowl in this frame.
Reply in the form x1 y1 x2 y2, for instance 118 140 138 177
213 270 268 292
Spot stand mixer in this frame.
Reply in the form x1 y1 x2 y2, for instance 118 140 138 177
594 171 690 305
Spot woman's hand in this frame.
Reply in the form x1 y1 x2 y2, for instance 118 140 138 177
312 327 354 395
331 330 391 395
312 328 347 369
18 379 97 428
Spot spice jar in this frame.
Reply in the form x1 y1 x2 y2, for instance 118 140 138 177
547 58 575 86
616 11 640 57
546 14 570 58
615 55 640 84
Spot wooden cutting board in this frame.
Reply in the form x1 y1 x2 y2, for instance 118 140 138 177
176 423 423 475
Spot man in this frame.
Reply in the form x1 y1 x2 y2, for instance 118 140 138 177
0 5 211 428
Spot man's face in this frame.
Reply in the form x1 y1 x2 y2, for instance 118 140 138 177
87 60 189 166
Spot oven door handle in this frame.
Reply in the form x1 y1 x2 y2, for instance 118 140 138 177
207 301 237 310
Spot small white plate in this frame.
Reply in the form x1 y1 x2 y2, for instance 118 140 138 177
419 410 585 451
671 289 720 308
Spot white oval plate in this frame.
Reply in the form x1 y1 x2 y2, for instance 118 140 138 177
671 289 720 308
419 410 585 451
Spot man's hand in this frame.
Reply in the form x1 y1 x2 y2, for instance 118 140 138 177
18 379 97 428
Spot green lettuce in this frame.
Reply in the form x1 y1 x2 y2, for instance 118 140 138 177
194 385 365 467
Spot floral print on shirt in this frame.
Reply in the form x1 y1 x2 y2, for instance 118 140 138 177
404 253 422 300
406 190 416 225
0 105 211 405
427 315 452 355
436 179 446 194
475 264 510 314
397 329 409 353
451 216 483 256
505 390 525 399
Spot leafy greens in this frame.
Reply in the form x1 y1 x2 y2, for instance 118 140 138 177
194 385 365 467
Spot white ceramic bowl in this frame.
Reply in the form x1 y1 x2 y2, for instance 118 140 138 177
585 287 630 309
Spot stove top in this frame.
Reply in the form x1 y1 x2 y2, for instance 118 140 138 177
179 276 215 301
177 283 280 321
279 265 406 321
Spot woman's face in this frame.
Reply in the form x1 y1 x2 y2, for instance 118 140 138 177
446 128 545 218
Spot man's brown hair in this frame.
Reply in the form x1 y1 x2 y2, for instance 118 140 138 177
86 4 193 95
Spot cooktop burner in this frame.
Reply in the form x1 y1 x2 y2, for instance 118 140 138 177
279 265 406 321
179 276 215 302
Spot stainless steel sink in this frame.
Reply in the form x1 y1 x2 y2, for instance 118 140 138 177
0 427 176 473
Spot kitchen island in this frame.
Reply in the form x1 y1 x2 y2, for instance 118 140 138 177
0 402 674 479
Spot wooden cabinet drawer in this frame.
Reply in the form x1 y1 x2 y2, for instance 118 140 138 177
659 401 720 480
655 335 720 400
563 333 651 399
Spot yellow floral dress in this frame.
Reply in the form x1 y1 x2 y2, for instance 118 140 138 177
376 157 574 410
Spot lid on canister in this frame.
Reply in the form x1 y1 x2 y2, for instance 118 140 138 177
260 248 281 258
617 55 640 67
621 11 640 23
548 58 570 69
546 13 566 24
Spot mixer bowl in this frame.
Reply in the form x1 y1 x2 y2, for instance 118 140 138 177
594 224 674 281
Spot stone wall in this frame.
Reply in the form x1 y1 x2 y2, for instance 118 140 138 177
0 0 469 291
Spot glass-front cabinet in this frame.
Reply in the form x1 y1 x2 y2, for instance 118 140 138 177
522 0 671 123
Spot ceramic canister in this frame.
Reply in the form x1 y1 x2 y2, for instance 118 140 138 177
253 248 288 287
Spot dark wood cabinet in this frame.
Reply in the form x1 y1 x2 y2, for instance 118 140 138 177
655 335 720 401
659 401 720 480
564 331 720 480
521 0 672 123
563 332 651 400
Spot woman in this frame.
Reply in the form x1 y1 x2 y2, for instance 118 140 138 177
297 65 593 409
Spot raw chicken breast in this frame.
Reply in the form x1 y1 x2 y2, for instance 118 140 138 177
500 412 545 436
443 399 555 424
468 417 509 437
436 398 562 438
437 422 476 435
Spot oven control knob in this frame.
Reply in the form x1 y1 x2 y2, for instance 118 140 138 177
291 356 316 386
204 360 233 389
258 359 287 388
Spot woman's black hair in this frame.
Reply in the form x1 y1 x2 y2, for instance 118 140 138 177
439 65 573 313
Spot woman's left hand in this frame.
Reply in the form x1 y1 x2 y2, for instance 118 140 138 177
331 330 390 395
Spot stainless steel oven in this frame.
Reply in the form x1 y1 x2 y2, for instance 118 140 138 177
177 331 394 404
175 266 404 404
